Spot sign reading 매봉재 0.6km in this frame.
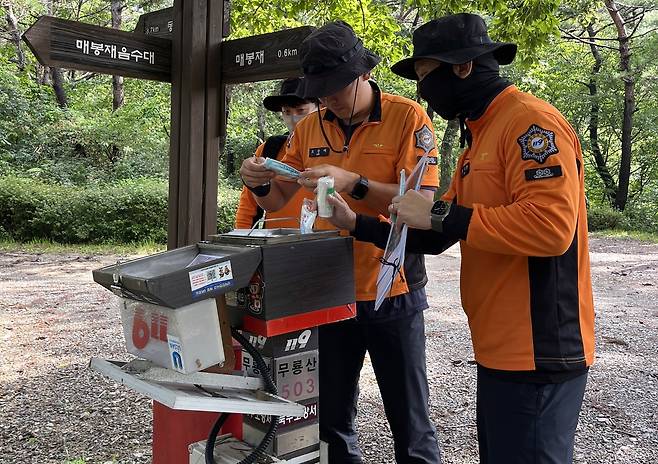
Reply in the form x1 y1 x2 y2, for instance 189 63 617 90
221 26 315 84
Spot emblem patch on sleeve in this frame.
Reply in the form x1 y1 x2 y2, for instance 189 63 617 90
524 165 563 181
415 124 436 155
517 124 559 164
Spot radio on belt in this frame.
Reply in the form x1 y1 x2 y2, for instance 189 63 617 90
90 228 355 464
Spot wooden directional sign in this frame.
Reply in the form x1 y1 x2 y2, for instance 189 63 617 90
135 1 230 39
23 16 172 82
135 7 174 38
221 26 315 84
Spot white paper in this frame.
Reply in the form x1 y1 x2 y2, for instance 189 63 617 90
374 154 431 311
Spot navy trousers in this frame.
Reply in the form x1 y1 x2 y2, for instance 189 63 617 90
318 309 441 464
477 366 588 464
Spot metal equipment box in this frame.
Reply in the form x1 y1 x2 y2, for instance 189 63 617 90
93 242 261 308
212 229 355 335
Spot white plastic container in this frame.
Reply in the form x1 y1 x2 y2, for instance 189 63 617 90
120 297 225 374
316 176 334 218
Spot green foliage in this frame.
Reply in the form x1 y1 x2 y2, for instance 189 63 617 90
0 176 241 243
217 185 242 233
587 204 628 231
0 59 171 184
2 0 658 244
587 198 658 234
0 237 165 254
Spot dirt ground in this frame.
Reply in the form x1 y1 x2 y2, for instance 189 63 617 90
0 235 657 464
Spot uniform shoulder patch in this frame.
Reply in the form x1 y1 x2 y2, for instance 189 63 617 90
517 124 559 164
415 124 436 155
524 165 563 181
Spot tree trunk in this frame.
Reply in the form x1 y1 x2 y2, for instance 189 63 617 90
439 118 460 196
111 0 124 111
256 102 266 143
586 24 618 205
222 86 233 173
37 64 50 85
425 102 434 121
605 0 634 211
50 67 68 108
40 0 67 107
4 2 26 71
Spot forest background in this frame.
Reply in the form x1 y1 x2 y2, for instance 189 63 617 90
1 0 657 245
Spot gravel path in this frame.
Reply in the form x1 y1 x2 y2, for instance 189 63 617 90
1 236 657 463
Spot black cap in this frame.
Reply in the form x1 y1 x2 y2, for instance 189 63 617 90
391 13 517 81
262 78 315 112
298 21 381 98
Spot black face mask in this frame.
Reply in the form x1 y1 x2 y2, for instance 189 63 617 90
418 64 462 120
418 53 510 121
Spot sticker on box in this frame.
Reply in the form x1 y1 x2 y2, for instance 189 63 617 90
189 260 233 298
167 335 185 372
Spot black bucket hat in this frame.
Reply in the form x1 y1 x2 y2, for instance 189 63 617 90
298 21 381 98
262 77 313 112
391 13 517 81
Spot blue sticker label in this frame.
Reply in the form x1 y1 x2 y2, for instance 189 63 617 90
189 261 233 299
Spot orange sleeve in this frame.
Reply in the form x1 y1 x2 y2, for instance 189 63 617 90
396 106 440 189
466 111 582 256
440 152 465 202
234 143 265 229
280 125 305 172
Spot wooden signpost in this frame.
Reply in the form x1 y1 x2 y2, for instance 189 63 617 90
22 1 314 251
22 5 316 461
134 0 231 39
23 16 172 82
134 7 174 38
222 26 315 84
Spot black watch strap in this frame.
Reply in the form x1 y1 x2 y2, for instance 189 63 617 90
245 181 271 197
430 200 450 233
430 213 444 233
349 176 369 200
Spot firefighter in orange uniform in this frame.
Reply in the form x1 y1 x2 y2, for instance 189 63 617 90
240 21 442 464
326 13 595 464
234 77 317 229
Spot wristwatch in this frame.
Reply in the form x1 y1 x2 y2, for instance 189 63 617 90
349 175 369 200
430 200 450 233
245 181 271 197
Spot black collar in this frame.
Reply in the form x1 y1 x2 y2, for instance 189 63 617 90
323 80 383 123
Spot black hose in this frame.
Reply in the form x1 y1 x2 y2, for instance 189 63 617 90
204 412 230 463
205 328 280 464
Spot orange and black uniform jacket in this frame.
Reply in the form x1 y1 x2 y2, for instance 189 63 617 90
354 86 595 374
235 137 314 230
281 82 440 302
